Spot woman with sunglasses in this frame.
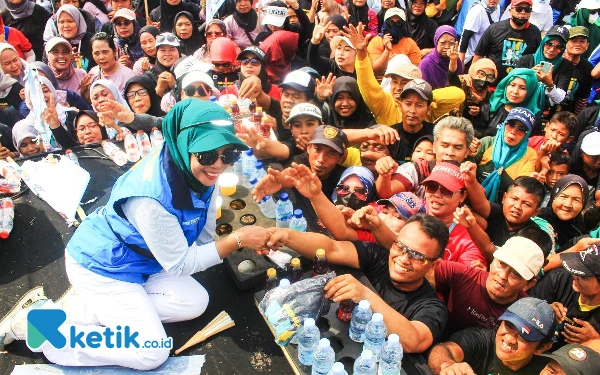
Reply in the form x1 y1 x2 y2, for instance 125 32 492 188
160 70 217 112
133 25 159 74
124 75 165 117
193 20 233 63
43 4 95 72
111 8 144 69
516 25 574 118
484 67 544 137
473 107 538 203
331 166 377 210
173 11 203 56
0 100 275 371
449 58 497 137
85 32 135 95
227 46 281 100
209 37 241 92
418 25 462 90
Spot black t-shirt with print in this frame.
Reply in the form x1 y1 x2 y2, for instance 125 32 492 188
352 240 448 343
530 268 600 349
449 328 549 375
474 20 542 82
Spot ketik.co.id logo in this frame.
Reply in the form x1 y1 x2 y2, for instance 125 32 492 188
26 309 171 350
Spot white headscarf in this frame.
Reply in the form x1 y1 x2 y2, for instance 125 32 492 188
89 79 129 111
25 76 70 125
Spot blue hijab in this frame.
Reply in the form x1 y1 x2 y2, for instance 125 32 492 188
331 166 376 203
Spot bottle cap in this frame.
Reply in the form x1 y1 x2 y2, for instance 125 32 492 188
318 338 330 348
279 279 290 288
0 231 8 239
358 300 370 309
226 108 232 113
255 161 263 169
304 317 315 328
293 209 303 218
137 130 144 133
291 258 300 267
316 248 325 258
372 312 383 322
388 333 399 343
361 350 373 360
267 268 276 278
232 98 238 105
249 177 258 185
256 106 262 112
152 127 159 131
246 149 253 156
332 362 344 372
65 149 72 154
210 95 217 102
280 192 289 201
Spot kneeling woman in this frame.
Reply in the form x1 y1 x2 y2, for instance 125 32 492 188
0 100 273 370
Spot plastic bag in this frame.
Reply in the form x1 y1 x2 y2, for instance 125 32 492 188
259 272 335 346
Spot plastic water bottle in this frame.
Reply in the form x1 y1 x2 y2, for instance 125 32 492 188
242 149 257 182
312 338 335 375
253 161 267 181
124 133 141 162
101 141 128 166
328 362 348 375
379 334 403 375
289 209 307 232
64 149 79 165
297 318 320 366
150 127 164 149
0 197 14 239
275 192 294 228
349 300 373 343
234 155 243 177
353 350 377 375
364 313 387 362
258 195 277 219
136 130 152 158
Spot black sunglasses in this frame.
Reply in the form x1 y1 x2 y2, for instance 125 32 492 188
393 240 437 264
513 5 532 12
212 62 232 68
240 58 261 66
505 121 529 136
424 182 459 198
156 33 179 44
194 149 241 166
544 41 564 50
114 20 132 27
335 184 368 199
184 85 209 97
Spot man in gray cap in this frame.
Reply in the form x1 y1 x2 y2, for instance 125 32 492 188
429 297 555 375
539 343 600 375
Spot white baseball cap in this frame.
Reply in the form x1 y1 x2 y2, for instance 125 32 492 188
285 103 322 124
581 132 600 156
262 6 287 27
493 237 544 280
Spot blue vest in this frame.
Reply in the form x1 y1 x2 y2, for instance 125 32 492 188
66 145 214 284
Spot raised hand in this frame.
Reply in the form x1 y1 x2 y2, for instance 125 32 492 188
468 137 481 156
238 75 263 99
311 17 331 44
41 94 60 129
237 125 268 150
349 205 382 231
448 41 459 62
293 163 322 199
382 33 393 51
98 99 135 124
367 126 400 145
540 138 561 154
453 206 476 228
375 156 398 176
459 161 477 183
315 73 336 100
342 23 370 52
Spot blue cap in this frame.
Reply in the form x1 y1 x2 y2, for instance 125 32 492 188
246 149 253 156
249 177 258 185
210 96 217 102
294 209 302 218
498 297 555 342
505 107 535 132
255 161 263 169
280 192 289 201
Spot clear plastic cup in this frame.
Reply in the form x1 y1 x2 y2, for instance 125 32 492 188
237 98 251 114
216 196 223 219
218 173 239 196
218 94 237 110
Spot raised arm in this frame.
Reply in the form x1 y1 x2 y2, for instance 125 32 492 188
460 161 491 218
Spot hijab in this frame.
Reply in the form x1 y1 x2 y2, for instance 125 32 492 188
464 57 497 102
533 34 565 67
489 68 544 114
0 43 26 86
348 0 369 28
11 121 39 155
481 107 534 202
56 5 88 43
113 17 144 62
139 25 160 64
72 110 108 142
320 0 345 16
159 0 198 32
174 11 203 56
29 62 60 89
5 0 35 20
124 75 165 117
162 99 248 193
418 25 463 90
237 49 272 96
260 30 299 84
380 10 408 44
406 0 434 47
540 174 588 250
89 79 129 111
233 0 258 32
379 0 401 33
331 166 376 209
328 76 374 129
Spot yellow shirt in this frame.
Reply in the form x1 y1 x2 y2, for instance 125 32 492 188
367 36 422 66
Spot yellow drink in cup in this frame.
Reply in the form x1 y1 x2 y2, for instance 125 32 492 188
218 173 239 196
216 196 223 219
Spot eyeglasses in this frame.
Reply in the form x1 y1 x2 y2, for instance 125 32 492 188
76 122 99 132
386 20 402 27
505 121 529 136
475 70 496 82
240 58 261 66
392 240 437 265
335 184 368 200
437 40 455 46
513 6 532 12
205 31 223 37
156 33 179 45
126 88 149 99
424 182 460 198
544 41 564 50
194 149 241 166
183 85 210 97
114 20 132 27
212 62 232 68
359 142 388 152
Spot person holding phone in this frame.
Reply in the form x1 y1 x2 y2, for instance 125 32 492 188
516 25 574 112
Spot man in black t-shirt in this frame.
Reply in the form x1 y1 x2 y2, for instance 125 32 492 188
530 247 600 349
266 213 450 353
473 0 542 82
560 26 594 116
428 297 555 375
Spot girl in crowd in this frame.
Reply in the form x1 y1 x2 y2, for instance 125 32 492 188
173 11 203 56
111 9 144 69
72 110 108 145
223 0 260 49
147 33 180 97
150 0 201 33
44 37 87 92
317 0 346 21
405 0 437 52
516 25 574 113
0 16 35 62
0 44 25 109
44 5 95 72
124 75 165 117
411 135 435 162
86 32 135 94
194 20 236 63
1 0 51 60
133 26 159 75
538 174 588 250
474 107 538 203
309 18 357 78
229 46 281 100
209 37 240 92
317 15 347 59
450 58 497 137
347 0 378 37
484 68 544 137
324 76 374 129
419 25 462 90
54 0 99 34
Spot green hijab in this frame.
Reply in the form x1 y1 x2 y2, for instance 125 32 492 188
533 35 564 67
162 99 248 193
489 68 545 114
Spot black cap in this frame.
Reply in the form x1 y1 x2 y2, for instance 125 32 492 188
237 46 266 62
308 125 348 154
400 78 433 103
561 245 600 277
540 344 600 375
547 25 570 44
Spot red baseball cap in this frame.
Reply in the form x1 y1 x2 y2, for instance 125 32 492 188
511 0 533 6
421 162 465 193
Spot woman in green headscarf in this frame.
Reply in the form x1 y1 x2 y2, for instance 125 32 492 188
482 68 545 137
516 25 575 117
0 99 273 370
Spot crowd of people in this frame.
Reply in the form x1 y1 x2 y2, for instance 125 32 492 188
0 0 600 373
